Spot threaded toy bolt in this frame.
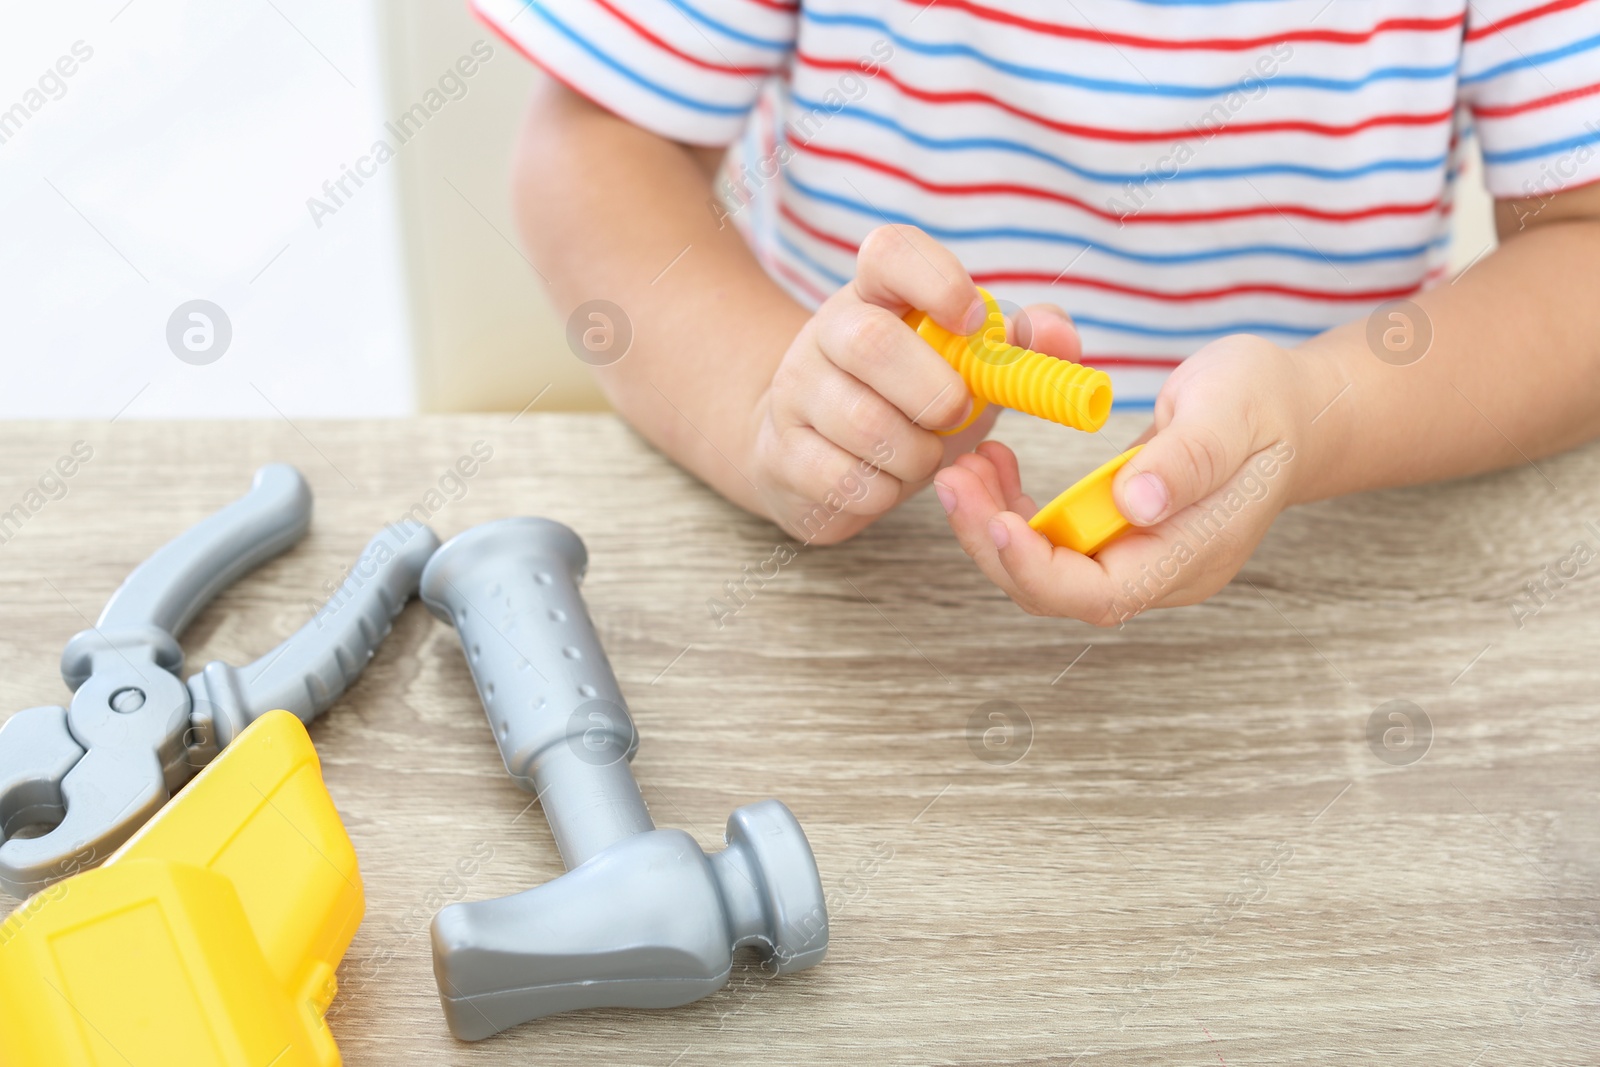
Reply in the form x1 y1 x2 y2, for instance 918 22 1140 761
904 288 1112 433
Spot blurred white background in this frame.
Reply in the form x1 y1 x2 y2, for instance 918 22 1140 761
0 1 412 418
0 2 1499 420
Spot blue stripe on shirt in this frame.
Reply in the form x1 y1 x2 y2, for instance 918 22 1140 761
1460 31 1600 85
522 0 751 115
663 0 790 51
790 96 1450 184
787 175 1440 265
802 10 1458 97
774 231 1324 338
1482 124 1600 164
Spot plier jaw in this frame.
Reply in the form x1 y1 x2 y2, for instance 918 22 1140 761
0 464 438 899
0 705 90 895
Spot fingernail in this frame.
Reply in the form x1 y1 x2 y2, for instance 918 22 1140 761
988 517 1011 549
934 482 956 514
962 298 987 333
1122 472 1169 525
944 396 974 430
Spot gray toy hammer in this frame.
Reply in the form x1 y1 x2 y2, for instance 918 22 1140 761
420 518 828 1039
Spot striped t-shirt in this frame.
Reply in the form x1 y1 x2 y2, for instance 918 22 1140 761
474 0 1600 405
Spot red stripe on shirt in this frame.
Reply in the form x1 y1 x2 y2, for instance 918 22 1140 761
471 0 617 112
898 0 1464 51
782 202 861 254
590 0 769 76
779 205 1416 304
772 255 831 304
1464 0 1596 41
972 269 1420 305
788 140 1444 225
797 52 1454 143
1083 355 1186 370
1474 77 1600 117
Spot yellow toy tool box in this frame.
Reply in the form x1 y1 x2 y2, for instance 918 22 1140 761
0 710 364 1067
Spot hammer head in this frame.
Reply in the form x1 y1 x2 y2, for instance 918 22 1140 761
431 799 828 1040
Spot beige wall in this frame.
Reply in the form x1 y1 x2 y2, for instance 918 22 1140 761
377 0 604 413
377 4 1496 413
1448 140 1499 274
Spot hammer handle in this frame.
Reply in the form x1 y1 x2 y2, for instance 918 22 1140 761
420 518 654 868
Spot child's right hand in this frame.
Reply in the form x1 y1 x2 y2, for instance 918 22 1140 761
748 225 1080 545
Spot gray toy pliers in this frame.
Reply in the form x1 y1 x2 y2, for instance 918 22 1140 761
0 464 438 898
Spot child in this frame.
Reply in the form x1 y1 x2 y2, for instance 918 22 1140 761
478 0 1600 623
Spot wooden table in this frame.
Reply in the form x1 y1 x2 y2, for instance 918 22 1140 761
1 415 1596 1065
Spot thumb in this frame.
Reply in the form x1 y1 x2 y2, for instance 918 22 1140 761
1113 414 1253 527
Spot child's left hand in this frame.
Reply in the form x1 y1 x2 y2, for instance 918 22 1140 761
934 331 1338 625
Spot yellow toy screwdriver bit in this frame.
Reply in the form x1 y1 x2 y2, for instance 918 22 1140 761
1028 445 1143 556
903 287 1112 435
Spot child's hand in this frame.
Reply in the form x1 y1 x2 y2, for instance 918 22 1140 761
748 225 1081 544
748 225 984 544
934 334 1333 624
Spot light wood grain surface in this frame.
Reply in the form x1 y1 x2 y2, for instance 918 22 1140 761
0 415 1596 1066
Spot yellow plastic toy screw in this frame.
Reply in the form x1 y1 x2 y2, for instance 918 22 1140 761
904 287 1113 435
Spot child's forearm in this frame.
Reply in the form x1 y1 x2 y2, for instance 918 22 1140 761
1296 185 1600 503
512 77 808 518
